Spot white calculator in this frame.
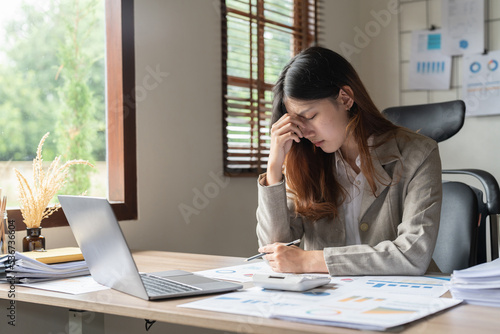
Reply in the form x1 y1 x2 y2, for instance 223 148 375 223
252 273 331 291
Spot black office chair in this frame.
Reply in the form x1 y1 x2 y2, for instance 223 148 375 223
383 100 500 273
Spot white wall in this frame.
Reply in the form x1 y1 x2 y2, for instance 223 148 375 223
122 0 259 257
322 0 401 111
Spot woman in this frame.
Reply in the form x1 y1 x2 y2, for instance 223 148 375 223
256 46 442 276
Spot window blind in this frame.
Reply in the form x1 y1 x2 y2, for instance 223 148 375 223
221 0 319 176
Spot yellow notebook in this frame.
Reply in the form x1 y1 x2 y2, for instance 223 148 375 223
22 247 84 264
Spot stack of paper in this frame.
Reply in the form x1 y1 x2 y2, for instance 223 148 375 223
0 251 89 283
449 257 500 307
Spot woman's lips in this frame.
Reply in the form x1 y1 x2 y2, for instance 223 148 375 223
312 140 324 147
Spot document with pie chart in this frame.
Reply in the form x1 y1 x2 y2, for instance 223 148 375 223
462 50 500 116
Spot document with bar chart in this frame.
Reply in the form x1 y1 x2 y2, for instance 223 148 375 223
179 284 460 331
408 29 451 90
271 290 461 331
342 276 450 297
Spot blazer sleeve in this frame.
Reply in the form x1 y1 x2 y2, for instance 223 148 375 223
324 143 442 276
256 174 304 247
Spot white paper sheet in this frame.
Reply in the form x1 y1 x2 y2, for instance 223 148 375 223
179 286 337 318
196 262 449 298
340 276 450 297
20 275 109 294
179 286 461 331
462 51 500 116
408 29 452 90
271 290 461 331
195 261 275 282
441 0 484 56
452 257 500 280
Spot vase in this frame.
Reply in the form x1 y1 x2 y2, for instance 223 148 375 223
23 227 46 252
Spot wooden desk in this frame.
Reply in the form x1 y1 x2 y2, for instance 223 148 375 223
0 250 498 333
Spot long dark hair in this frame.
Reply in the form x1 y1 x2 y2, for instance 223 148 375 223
272 46 398 221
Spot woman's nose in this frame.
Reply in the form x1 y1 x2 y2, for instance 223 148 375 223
301 124 313 138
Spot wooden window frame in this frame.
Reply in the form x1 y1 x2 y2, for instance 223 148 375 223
221 0 318 177
10 0 137 230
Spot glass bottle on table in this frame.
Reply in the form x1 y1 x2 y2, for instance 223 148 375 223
23 226 46 252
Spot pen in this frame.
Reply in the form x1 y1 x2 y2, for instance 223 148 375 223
244 239 301 262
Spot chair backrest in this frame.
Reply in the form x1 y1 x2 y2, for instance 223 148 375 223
433 182 479 274
383 100 465 143
383 100 500 272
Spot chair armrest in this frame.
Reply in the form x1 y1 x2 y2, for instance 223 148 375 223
442 169 500 214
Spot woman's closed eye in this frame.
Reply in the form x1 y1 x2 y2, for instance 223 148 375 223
305 114 317 120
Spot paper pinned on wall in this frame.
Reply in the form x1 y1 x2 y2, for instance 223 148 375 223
408 29 452 90
462 50 500 117
441 0 485 56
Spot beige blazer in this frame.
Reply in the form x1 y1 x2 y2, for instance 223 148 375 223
256 128 442 276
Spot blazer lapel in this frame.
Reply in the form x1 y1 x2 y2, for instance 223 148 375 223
359 134 402 220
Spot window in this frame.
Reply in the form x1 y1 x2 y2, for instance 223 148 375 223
1 0 137 230
221 0 318 176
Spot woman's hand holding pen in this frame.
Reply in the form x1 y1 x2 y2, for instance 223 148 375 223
266 114 304 185
259 242 329 274
259 242 306 273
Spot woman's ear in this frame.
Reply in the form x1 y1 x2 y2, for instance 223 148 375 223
339 86 354 110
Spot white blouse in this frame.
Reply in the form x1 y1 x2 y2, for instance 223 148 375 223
335 151 366 246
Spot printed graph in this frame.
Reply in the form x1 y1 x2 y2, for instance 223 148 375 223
338 296 385 303
215 296 298 307
416 61 446 74
364 279 441 290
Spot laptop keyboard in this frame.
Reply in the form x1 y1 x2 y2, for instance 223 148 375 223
140 274 202 296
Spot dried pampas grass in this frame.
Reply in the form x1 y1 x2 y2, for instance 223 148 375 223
15 132 94 228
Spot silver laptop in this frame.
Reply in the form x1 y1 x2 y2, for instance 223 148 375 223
59 195 242 300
